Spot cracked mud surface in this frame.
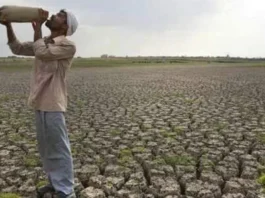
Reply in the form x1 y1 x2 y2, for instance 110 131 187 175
1 65 265 198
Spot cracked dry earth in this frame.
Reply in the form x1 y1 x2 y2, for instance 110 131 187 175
1 65 265 198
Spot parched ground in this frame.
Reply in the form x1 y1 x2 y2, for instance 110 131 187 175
1 64 265 198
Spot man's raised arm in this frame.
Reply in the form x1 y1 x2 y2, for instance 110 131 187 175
3 23 35 56
0 6 35 56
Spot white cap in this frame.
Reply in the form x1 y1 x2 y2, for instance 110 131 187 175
63 9 78 36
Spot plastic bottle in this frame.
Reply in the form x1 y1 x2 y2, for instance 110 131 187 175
0 5 49 22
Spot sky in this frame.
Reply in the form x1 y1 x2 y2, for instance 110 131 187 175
0 0 265 58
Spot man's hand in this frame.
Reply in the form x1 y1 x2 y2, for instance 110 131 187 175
32 21 42 31
0 20 11 27
32 21 42 42
0 19 10 26
0 6 10 26
32 9 48 42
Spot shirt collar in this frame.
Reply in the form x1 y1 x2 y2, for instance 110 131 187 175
53 35 65 44
44 35 65 44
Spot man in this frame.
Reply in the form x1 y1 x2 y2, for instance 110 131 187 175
0 8 78 198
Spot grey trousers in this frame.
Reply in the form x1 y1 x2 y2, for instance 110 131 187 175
35 110 74 195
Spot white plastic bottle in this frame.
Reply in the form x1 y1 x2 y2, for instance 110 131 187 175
0 5 49 22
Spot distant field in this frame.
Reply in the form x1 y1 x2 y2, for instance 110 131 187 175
1 56 265 72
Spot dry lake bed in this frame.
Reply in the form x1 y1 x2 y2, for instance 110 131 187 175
1 64 265 198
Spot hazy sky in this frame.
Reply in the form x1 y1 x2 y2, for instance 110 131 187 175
0 0 265 57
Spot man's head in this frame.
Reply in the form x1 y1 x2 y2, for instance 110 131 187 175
45 9 78 36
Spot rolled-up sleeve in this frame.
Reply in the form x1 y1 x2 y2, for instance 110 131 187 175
8 39 34 56
33 39 76 61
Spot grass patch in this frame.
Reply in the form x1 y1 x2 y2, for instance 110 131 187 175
23 155 40 167
161 131 176 138
119 148 132 157
215 122 228 131
8 133 23 142
172 126 185 135
184 98 195 105
163 155 194 166
174 93 185 98
118 148 133 166
258 173 265 187
201 158 215 168
257 165 265 194
28 140 37 145
0 95 11 102
118 155 133 166
36 180 49 188
161 127 185 138
0 193 21 198
257 134 265 144
95 156 104 163
106 180 114 188
258 165 265 175
71 147 78 155
76 99 85 108
132 146 146 153
110 129 122 136
153 157 167 165
0 94 27 103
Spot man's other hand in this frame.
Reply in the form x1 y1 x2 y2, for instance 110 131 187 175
32 9 48 31
0 6 10 26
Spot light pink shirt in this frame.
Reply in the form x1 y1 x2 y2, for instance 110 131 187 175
8 35 76 112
